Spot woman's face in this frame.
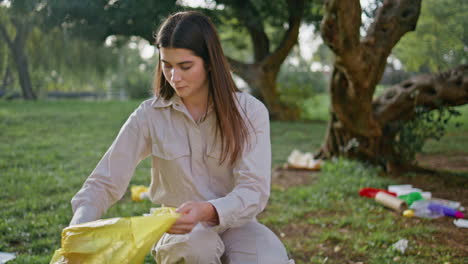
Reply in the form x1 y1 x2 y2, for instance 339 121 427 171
160 47 209 102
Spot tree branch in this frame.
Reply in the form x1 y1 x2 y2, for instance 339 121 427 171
362 0 421 83
226 56 251 78
217 0 270 61
320 0 361 57
374 65 468 125
264 0 305 68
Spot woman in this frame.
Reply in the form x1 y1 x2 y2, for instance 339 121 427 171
70 11 293 264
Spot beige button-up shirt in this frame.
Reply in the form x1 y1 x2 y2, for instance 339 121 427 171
70 92 271 231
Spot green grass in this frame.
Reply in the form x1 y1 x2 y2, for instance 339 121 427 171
0 100 467 263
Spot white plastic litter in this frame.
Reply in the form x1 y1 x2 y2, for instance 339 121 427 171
420 192 432 199
0 252 16 264
392 239 408 254
453 219 468 228
388 185 412 193
388 185 423 196
286 149 321 170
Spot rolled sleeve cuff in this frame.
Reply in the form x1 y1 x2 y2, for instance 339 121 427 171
69 205 101 226
208 197 236 231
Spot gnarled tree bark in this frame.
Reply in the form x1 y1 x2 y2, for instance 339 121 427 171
316 0 468 170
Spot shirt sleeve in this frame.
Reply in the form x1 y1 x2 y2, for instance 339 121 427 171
69 103 152 225
208 103 271 230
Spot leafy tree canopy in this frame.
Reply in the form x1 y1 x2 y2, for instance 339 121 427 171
393 0 467 72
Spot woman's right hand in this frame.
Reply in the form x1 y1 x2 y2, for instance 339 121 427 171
167 201 219 234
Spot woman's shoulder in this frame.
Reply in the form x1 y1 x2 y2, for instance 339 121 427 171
130 97 163 119
235 92 268 114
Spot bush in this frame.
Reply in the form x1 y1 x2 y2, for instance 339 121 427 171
393 106 462 162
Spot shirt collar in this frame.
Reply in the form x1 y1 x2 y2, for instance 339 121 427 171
151 94 215 123
151 94 184 109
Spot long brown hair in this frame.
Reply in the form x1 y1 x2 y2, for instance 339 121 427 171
153 11 249 166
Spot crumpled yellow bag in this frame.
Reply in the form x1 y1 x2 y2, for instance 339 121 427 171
50 207 180 264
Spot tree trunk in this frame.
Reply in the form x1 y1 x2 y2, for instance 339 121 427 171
12 47 35 100
224 0 305 120
0 19 36 100
317 65 468 169
318 0 468 168
230 59 300 120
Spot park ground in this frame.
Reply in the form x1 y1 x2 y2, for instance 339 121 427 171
0 99 467 263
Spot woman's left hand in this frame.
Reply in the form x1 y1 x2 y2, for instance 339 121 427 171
167 201 219 234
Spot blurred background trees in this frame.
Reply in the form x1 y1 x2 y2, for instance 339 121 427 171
393 0 467 73
1 0 467 168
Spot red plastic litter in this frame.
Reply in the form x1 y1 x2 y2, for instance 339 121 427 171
359 188 397 198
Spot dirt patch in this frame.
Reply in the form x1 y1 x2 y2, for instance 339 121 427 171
416 152 468 172
392 153 468 211
271 166 320 189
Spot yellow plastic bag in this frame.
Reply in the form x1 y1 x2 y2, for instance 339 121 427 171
50 207 179 264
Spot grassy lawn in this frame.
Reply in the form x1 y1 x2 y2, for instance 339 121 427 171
0 100 467 263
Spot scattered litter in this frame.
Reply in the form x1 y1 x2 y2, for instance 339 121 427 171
430 198 462 210
0 252 16 264
360 184 464 221
285 149 322 170
453 219 468 228
388 184 426 197
410 200 464 219
359 187 396 198
398 192 424 206
131 185 149 201
375 192 407 212
388 184 412 192
402 209 414 218
391 239 408 254
333 245 341 253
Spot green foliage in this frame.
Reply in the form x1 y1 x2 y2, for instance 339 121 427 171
300 93 330 121
27 27 119 94
277 46 329 119
214 0 322 56
44 0 180 43
1 3 124 96
109 41 155 99
393 0 468 72
393 106 462 162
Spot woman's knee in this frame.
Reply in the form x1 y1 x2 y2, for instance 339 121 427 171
221 221 290 264
153 224 224 264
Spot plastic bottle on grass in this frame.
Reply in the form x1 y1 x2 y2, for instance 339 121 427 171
410 200 464 219
428 203 464 218
398 192 424 206
410 200 444 219
430 198 462 210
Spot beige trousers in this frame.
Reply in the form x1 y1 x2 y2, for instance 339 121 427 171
152 220 294 264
